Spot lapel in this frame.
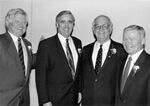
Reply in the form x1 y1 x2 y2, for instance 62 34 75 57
22 38 32 82
99 40 117 72
118 57 127 96
55 35 69 66
6 32 23 73
54 35 73 79
88 42 95 73
6 32 32 84
121 50 147 95
71 36 82 79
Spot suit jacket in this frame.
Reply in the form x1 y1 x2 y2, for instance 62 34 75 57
36 34 82 106
0 32 35 106
81 40 127 106
115 50 150 106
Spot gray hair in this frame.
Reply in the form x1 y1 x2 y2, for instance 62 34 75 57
56 10 75 23
123 25 146 48
5 8 27 31
123 25 145 38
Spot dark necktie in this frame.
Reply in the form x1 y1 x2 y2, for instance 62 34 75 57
121 57 132 93
18 38 25 72
66 39 75 79
95 45 103 74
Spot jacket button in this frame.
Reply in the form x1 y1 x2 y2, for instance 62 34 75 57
95 79 98 82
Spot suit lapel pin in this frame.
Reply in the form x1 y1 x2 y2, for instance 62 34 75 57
132 65 140 76
77 48 82 54
108 48 117 58
110 48 117 54
28 45 32 50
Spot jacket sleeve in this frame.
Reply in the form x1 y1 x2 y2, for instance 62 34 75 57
35 41 50 104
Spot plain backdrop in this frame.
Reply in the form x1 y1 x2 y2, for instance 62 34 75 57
0 0 150 105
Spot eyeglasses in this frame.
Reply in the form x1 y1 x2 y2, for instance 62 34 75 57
94 24 110 30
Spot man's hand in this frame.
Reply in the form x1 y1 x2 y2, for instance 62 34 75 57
78 92 82 106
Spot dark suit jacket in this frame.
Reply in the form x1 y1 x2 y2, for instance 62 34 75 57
81 40 127 106
36 35 82 106
0 32 35 106
115 50 150 106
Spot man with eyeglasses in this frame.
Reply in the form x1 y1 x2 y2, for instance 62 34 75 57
81 15 127 106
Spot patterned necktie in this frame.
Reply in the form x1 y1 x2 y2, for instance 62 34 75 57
66 39 75 79
121 57 132 93
95 45 103 74
18 38 25 72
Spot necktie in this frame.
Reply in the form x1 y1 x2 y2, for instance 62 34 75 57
95 45 103 74
18 38 25 72
121 57 132 93
66 39 75 79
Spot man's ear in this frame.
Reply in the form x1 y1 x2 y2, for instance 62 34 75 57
142 37 145 45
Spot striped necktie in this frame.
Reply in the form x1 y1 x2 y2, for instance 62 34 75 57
18 38 25 72
66 39 75 79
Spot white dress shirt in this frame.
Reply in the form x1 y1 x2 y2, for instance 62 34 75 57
57 33 78 70
92 40 111 68
9 32 28 75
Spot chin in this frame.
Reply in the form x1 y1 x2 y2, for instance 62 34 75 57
126 49 133 54
128 51 137 55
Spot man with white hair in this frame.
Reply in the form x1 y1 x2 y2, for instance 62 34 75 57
81 15 127 106
0 8 35 106
115 25 150 106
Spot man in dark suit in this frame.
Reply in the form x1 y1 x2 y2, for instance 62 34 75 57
0 8 35 106
81 15 127 106
115 25 150 106
36 10 82 106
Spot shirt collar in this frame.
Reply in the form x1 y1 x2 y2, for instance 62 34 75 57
8 31 18 43
95 39 111 48
128 49 143 64
58 33 71 43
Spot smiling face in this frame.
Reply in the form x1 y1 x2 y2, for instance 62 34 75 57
56 13 74 38
123 29 144 55
92 15 113 44
8 14 27 37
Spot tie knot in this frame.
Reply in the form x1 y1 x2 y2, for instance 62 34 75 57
18 38 21 43
128 56 132 62
100 45 103 49
66 38 69 42
66 39 69 45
